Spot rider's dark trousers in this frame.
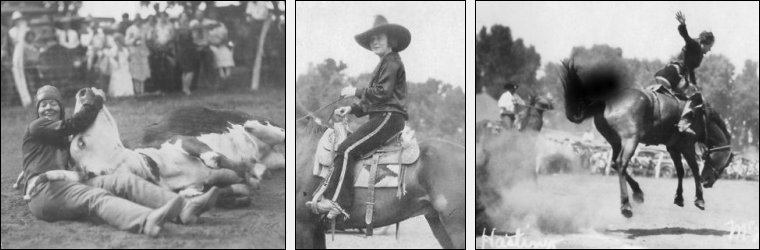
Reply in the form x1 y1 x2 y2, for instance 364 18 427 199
655 63 687 96
323 112 405 209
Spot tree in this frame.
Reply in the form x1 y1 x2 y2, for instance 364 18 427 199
476 25 541 99
296 59 465 144
728 60 759 148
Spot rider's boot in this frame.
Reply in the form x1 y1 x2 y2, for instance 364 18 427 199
306 161 350 220
677 93 703 136
306 197 348 220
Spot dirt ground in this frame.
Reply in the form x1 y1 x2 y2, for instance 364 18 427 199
1 87 285 248
477 174 760 249
327 216 442 249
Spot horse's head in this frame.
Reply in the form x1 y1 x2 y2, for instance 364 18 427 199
70 88 126 175
518 94 551 132
698 109 733 188
701 150 734 188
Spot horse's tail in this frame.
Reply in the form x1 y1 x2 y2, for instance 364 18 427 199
561 60 624 123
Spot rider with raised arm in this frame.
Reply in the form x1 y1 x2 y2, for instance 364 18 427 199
654 11 715 136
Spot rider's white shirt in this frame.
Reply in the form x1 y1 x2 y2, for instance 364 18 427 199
499 92 524 114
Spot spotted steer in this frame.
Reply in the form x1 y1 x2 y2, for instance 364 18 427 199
67 88 284 201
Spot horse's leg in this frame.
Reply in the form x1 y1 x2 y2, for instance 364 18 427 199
617 137 639 218
296 219 326 249
682 150 705 210
424 210 456 249
625 172 644 204
667 147 686 207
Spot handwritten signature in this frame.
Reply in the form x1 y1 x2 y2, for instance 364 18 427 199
480 228 560 249
725 220 759 243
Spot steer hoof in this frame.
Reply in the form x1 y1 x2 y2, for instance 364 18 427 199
695 199 705 210
200 152 221 169
674 196 684 207
179 188 204 198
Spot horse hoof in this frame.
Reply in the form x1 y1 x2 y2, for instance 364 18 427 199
695 200 705 210
674 196 684 207
633 192 644 204
179 189 204 197
12 183 18 189
621 203 633 218
621 208 633 218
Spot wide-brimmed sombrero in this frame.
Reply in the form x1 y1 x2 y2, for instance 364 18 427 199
355 15 411 52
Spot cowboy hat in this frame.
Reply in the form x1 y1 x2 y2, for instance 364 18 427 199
503 82 519 90
355 15 411 52
11 11 23 21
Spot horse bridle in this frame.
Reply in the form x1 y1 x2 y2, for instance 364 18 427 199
295 96 348 123
699 110 733 178
702 145 733 178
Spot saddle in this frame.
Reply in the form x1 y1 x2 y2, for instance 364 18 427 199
313 126 420 185
312 125 420 237
645 84 695 145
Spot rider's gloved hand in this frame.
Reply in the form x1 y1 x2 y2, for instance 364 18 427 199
340 86 357 98
334 106 352 117
676 11 685 24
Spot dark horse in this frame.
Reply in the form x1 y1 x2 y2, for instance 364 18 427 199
515 94 554 132
296 118 465 249
561 61 734 218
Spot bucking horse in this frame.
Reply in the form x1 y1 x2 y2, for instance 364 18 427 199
561 61 733 218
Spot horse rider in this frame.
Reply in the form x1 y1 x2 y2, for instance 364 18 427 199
654 11 715 136
498 82 522 129
21 85 220 237
307 15 410 219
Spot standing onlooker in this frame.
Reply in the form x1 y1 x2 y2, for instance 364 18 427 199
86 21 109 91
207 11 234 81
175 12 198 95
106 34 133 97
117 13 133 36
56 17 81 50
189 11 216 89
22 31 41 92
10 11 33 106
149 12 177 93
125 17 151 95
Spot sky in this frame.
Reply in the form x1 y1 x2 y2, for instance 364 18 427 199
296 1 466 87
476 1 760 77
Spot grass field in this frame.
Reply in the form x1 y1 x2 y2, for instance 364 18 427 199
1 86 285 248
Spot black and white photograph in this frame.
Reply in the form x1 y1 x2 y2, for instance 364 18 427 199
476 1 759 249
1 1 284 248
295 1 465 249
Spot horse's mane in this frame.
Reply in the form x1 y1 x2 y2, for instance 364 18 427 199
705 106 731 141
